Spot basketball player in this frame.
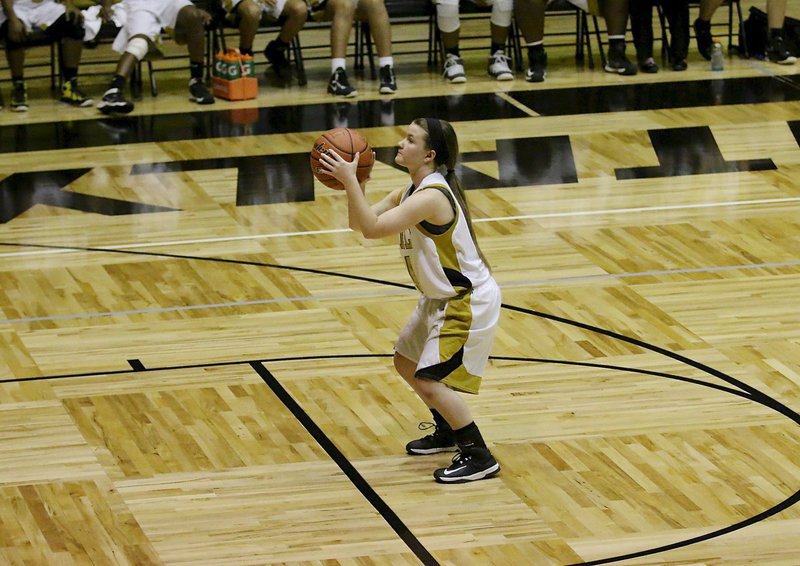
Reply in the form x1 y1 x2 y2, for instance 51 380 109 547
0 0 93 111
319 119 502 483
97 0 215 115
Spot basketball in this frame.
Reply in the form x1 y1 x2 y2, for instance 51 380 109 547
310 128 375 190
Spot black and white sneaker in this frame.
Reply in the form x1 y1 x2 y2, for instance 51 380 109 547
433 446 500 483
97 87 133 115
189 78 215 105
525 48 547 82
766 35 797 65
442 53 466 83
378 65 397 94
10 82 28 112
488 50 513 81
327 67 357 97
406 422 457 455
604 41 637 75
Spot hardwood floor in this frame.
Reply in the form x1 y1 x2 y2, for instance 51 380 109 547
0 5 799 564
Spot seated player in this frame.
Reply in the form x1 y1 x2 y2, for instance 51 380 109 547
0 0 93 112
97 0 215 115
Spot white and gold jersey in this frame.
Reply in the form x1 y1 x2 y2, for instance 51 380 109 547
399 172 492 300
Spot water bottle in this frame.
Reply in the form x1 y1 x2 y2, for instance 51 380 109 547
711 41 724 71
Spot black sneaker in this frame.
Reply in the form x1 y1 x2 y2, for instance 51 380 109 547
60 78 93 107
525 48 547 82
264 39 292 80
638 57 659 73
97 87 134 114
766 35 797 65
433 446 500 483
604 41 637 75
327 67 357 98
378 65 397 94
11 82 28 112
406 422 457 455
189 78 215 105
694 18 713 60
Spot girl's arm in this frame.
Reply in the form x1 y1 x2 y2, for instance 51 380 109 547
320 151 452 239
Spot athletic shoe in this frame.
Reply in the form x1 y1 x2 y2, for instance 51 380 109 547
671 58 688 71
639 57 659 73
488 50 513 81
378 65 397 94
60 78 93 107
327 67 357 97
433 446 500 483
97 87 134 115
442 53 466 83
604 42 637 75
525 48 547 82
11 82 28 112
189 78 215 105
406 422 457 455
766 35 797 65
264 39 292 79
694 18 713 60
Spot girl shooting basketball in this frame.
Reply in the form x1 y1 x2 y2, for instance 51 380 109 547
319 118 501 483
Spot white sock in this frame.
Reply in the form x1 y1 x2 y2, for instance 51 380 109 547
331 58 346 73
526 40 543 47
378 56 393 68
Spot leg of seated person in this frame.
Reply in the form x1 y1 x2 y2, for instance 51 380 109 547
235 0 262 55
264 0 308 81
515 0 547 82
97 45 143 115
323 0 358 97
2 34 28 112
766 0 796 64
663 0 689 70
488 0 514 81
603 0 637 75
694 0 722 59
356 0 397 94
175 5 215 105
437 0 466 83
629 0 657 72
50 10 94 107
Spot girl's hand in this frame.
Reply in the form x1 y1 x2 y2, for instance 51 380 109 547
320 150 359 185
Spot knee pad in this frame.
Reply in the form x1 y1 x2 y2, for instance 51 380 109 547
125 37 149 61
491 0 513 27
436 0 460 33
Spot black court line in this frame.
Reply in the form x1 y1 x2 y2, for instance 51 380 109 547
1 241 798 564
127 359 145 371
251 361 440 566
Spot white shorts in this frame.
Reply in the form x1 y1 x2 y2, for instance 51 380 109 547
224 0 287 21
395 280 501 395
0 0 65 32
112 0 194 53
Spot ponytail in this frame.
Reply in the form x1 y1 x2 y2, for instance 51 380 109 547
417 118 491 271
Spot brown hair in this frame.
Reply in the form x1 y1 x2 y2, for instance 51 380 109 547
414 118 491 270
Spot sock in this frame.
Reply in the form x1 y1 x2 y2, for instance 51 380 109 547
189 62 204 80
378 56 393 68
273 37 289 49
453 421 487 450
430 409 452 433
445 46 460 57
331 57 346 73
769 28 784 40
527 41 544 59
491 42 504 54
62 67 77 81
239 46 254 56
110 74 126 90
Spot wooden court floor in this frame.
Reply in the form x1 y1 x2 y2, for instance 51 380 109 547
1 13 800 565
